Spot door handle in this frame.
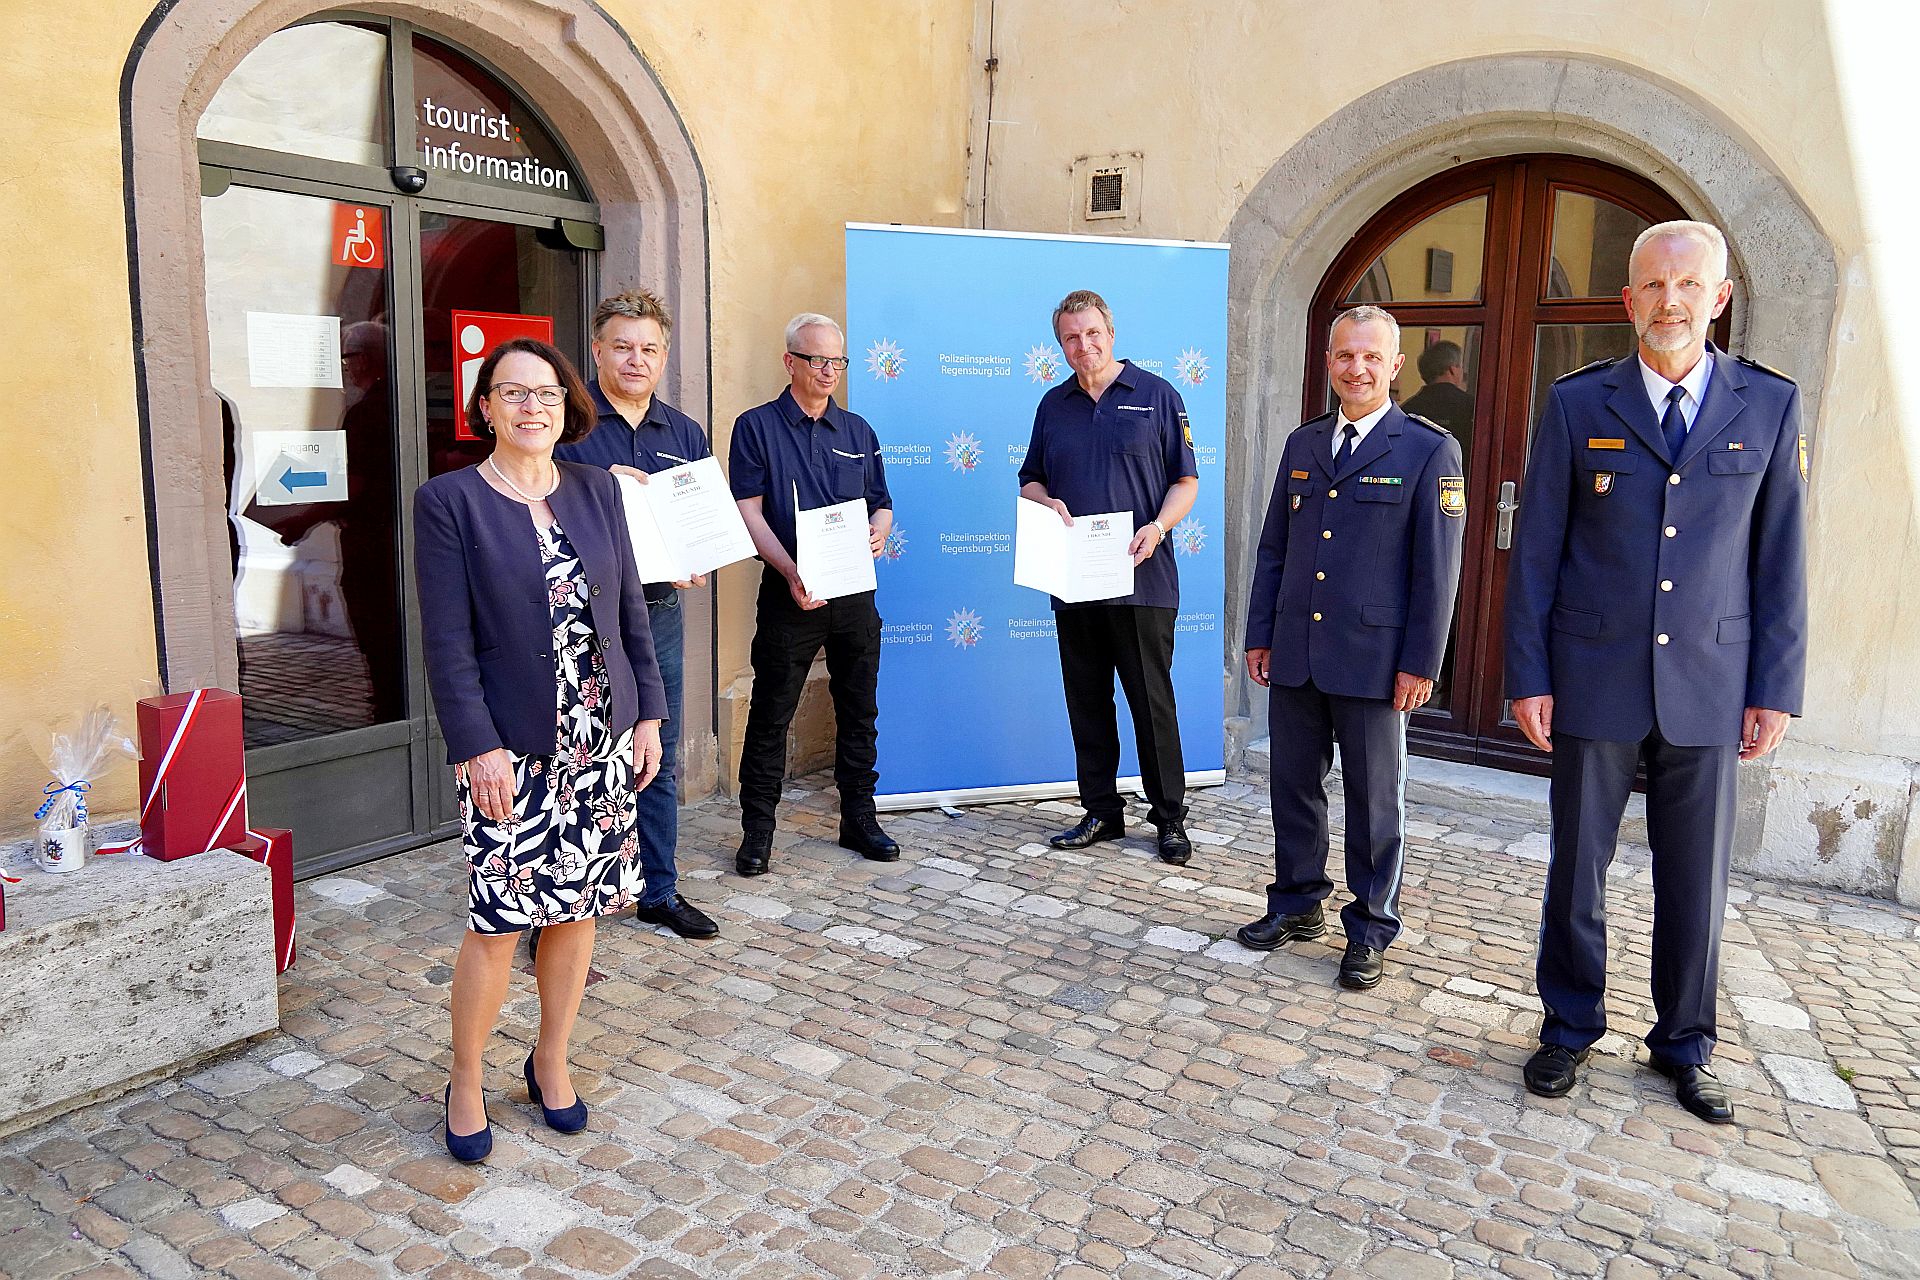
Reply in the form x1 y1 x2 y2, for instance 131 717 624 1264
1495 480 1519 550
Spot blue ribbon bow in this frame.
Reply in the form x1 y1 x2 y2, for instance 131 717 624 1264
36 779 91 826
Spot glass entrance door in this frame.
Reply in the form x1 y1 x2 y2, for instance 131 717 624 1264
196 16 598 875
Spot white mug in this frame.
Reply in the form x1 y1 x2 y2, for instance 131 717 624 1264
37 824 88 874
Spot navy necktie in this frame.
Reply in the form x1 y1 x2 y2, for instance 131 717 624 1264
1660 385 1688 461
1334 423 1356 471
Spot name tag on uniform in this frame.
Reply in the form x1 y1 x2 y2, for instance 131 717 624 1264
1118 405 1153 413
1726 442 1744 450
1587 438 1626 450
1359 476 1403 485
830 448 866 460
1289 469 1310 480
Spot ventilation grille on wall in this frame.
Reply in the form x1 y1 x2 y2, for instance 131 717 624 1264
1072 152 1142 230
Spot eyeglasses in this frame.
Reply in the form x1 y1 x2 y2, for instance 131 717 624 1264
788 352 850 372
489 383 566 406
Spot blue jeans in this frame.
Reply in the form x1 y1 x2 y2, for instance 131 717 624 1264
637 595 684 906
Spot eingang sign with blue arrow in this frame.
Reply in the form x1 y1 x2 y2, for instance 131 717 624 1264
251 429 349 506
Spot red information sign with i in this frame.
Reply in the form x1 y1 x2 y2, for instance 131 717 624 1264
452 310 555 440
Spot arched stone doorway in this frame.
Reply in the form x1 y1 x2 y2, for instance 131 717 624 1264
1221 54 1836 764
125 0 709 874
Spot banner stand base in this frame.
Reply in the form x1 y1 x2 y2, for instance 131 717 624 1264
875 769 1227 814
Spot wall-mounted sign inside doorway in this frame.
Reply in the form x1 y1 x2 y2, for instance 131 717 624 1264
451 311 555 441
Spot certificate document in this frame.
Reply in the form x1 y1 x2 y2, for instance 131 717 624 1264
615 457 756 582
1013 498 1135 603
795 495 878 601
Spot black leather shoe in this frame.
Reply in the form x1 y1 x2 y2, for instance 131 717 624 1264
635 894 719 939
1049 815 1125 849
1650 1057 1735 1124
736 831 772 877
1337 942 1385 990
1155 823 1193 866
838 814 900 861
1523 1043 1591 1097
1236 905 1326 950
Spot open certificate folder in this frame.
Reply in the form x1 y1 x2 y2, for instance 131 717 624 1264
614 457 757 582
1013 497 1135 603
795 488 878 601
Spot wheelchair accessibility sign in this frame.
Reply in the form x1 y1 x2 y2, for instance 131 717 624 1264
254 430 349 506
332 204 384 269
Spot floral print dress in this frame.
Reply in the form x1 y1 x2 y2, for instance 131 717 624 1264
460 519 640 933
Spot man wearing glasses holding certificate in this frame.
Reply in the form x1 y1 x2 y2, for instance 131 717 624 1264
729 313 897 877
1019 290 1200 867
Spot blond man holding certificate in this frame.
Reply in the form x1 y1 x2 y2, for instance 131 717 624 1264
729 313 898 876
1019 290 1199 867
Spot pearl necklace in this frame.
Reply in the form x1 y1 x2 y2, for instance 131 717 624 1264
486 455 558 503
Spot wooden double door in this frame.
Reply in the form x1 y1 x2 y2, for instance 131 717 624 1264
1307 155 1724 770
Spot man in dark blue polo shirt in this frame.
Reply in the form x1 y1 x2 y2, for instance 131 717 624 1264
1019 290 1200 866
729 312 897 876
550 289 718 941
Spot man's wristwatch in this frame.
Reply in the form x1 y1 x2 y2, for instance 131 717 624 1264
1150 519 1167 539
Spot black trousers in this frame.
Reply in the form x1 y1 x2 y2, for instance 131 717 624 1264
738 569 882 833
1538 729 1739 1066
1265 680 1407 951
1054 605 1185 828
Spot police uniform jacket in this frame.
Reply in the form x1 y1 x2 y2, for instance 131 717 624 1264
415 462 669 764
1246 404 1466 701
1504 347 1807 747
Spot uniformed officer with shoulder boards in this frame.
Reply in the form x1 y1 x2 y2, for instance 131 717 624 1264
1506 220 1807 1124
1239 304 1465 990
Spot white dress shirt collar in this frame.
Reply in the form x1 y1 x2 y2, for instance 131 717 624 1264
1639 350 1714 428
1334 399 1393 461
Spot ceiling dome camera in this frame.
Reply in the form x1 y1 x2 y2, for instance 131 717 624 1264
389 165 428 194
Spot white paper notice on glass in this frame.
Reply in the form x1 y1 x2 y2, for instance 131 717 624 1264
246 312 343 388
614 458 756 583
795 489 878 602
1013 498 1135 604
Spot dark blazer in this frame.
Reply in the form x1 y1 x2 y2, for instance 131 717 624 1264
1504 346 1808 746
414 461 668 764
1246 404 1466 700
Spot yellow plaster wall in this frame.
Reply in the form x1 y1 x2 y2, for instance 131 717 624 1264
0 0 976 839
978 0 1916 761
0 6 158 833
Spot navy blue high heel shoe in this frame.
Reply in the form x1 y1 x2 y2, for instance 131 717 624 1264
443 1084 493 1163
523 1052 588 1133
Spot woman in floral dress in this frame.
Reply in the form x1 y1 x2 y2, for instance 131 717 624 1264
414 338 666 1161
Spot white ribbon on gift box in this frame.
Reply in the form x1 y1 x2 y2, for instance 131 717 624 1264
97 689 249 858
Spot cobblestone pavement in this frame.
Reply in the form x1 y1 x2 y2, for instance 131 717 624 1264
5 755 1920 1280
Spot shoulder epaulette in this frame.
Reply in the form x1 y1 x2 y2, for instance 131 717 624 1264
1554 356 1621 383
1403 412 1452 437
1735 353 1797 383
1300 409 1338 429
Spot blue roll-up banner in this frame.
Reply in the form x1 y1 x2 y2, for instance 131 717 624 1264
846 224 1229 810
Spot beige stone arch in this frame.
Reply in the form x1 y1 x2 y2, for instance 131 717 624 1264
125 0 709 697
1222 53 1836 743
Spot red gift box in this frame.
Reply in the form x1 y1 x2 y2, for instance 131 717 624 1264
134 689 248 861
236 827 296 973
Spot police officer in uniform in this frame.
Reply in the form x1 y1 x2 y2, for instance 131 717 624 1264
1019 290 1200 865
1506 221 1807 1124
730 313 897 876
551 289 719 941
1238 305 1465 989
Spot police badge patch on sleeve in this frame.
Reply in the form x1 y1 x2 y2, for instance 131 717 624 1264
1799 433 1809 482
1438 476 1465 517
1179 410 1193 446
